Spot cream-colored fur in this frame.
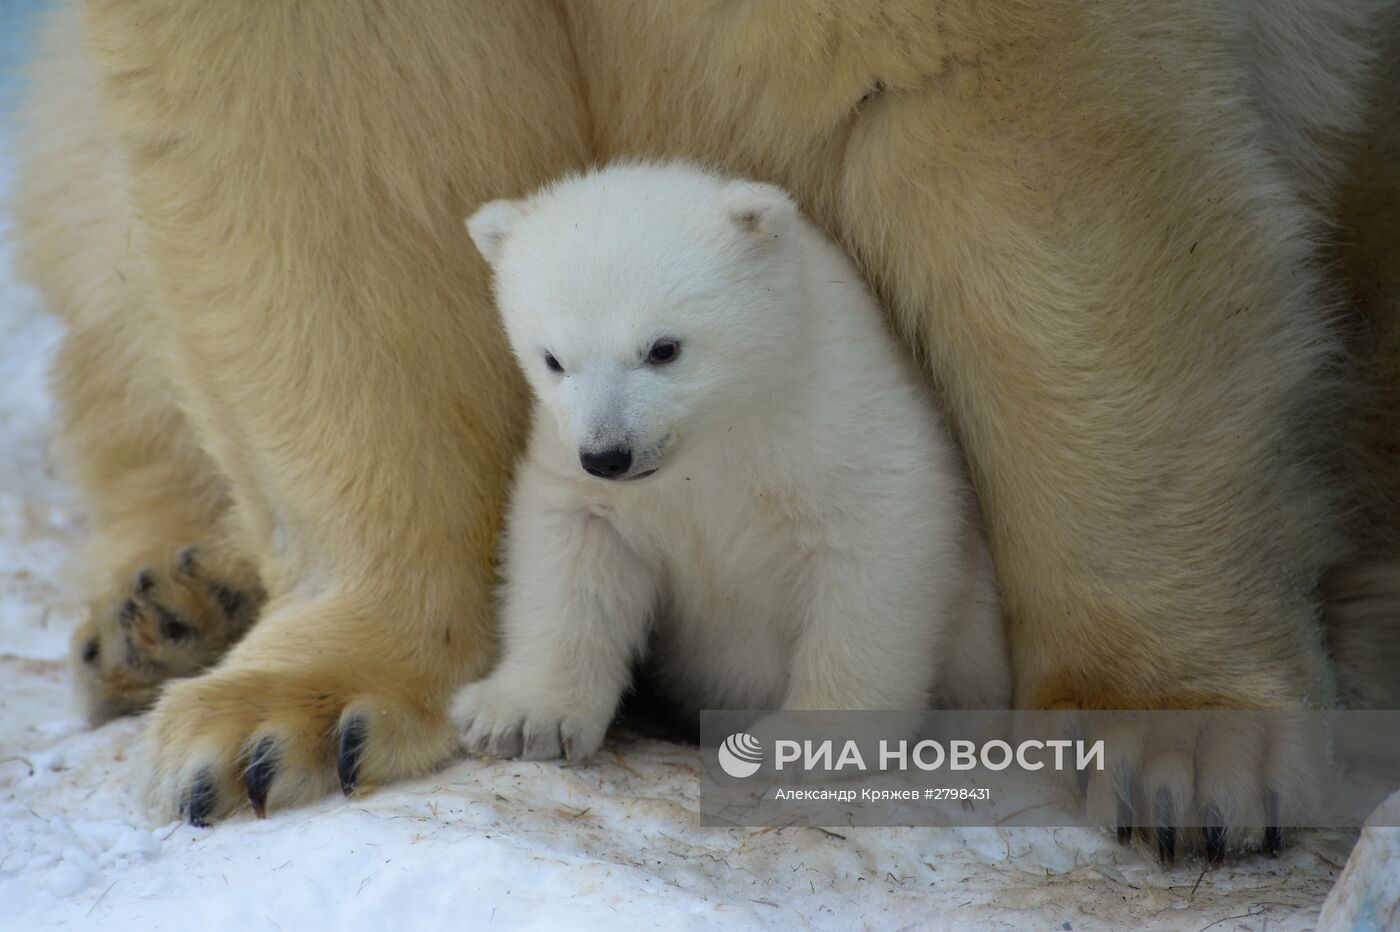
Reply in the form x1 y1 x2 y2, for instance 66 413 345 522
14 0 1400 843
1328 0 1400 712
19 0 591 821
12 4 273 723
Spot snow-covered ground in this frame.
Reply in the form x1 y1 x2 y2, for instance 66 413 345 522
0 6 1376 929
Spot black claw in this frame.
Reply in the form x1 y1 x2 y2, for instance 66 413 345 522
1202 804 1227 865
338 716 367 796
1155 825 1175 865
1064 719 1090 798
1264 790 1282 857
1153 787 1176 866
81 637 100 664
246 736 278 818
134 571 155 596
1071 739 1091 798
119 599 138 627
182 769 218 827
1114 770 1134 845
1205 826 1227 865
178 547 199 575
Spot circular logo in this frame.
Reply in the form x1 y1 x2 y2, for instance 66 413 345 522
717 732 764 778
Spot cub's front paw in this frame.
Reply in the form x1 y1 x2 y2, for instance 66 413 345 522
452 677 611 763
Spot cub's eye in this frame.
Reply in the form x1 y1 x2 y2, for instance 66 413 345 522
544 352 564 373
647 340 680 366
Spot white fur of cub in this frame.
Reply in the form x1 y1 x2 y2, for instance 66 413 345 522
455 162 1009 761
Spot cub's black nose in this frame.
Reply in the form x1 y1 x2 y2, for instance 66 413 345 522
580 447 633 479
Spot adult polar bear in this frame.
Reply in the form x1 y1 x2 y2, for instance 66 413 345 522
15 0 1400 849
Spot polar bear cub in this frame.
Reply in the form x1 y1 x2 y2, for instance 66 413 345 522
455 162 1009 761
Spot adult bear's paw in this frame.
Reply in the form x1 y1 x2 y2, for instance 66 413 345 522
144 659 459 825
73 545 264 724
1047 704 1331 867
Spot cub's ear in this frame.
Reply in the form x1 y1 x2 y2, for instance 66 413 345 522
723 181 797 244
465 199 523 267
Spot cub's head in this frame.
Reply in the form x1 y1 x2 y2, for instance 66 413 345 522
467 163 803 482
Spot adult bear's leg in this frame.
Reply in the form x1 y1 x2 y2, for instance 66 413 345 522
80 0 590 821
571 0 1369 855
1327 2 1400 712
16 3 260 722
833 13 1357 705
835 6 1359 856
